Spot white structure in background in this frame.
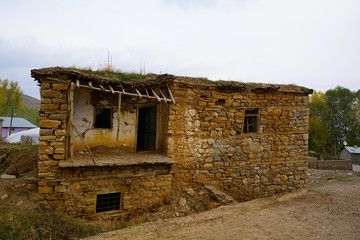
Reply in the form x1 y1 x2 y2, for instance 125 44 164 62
5 128 40 145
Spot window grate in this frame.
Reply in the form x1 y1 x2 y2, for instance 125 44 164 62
243 109 259 133
96 192 121 213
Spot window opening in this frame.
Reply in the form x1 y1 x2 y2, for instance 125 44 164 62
243 109 259 133
94 108 111 129
137 106 157 151
96 192 121 213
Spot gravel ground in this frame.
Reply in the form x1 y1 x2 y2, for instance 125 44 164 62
86 169 360 240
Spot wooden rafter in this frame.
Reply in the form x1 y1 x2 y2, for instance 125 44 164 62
75 81 175 104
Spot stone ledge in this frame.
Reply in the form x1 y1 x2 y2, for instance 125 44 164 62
59 153 175 168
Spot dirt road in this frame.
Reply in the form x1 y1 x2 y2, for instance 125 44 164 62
87 171 360 240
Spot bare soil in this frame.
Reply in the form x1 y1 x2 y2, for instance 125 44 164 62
87 170 360 240
0 143 38 178
1 142 359 239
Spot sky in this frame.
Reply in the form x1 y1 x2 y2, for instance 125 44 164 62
0 0 359 99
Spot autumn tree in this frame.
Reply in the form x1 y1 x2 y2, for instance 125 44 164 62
0 78 23 114
309 86 360 158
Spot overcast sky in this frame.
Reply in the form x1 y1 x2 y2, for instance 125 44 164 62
0 0 359 99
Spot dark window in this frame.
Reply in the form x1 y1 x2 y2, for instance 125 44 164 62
137 106 157 151
96 192 121 213
94 108 111 128
243 109 259 133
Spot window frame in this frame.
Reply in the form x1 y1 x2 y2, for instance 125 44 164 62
95 192 122 213
243 109 260 134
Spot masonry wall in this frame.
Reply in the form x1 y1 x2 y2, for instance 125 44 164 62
167 83 309 201
37 80 172 219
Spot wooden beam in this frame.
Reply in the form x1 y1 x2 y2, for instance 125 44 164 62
117 93 122 141
68 82 75 161
158 88 167 103
75 82 172 103
72 124 96 164
167 85 176 104
109 85 115 94
151 88 161 102
145 89 150 97
135 89 143 98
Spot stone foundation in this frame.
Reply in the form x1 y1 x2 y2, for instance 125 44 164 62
37 165 172 219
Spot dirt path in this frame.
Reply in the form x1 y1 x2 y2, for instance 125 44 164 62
87 172 360 240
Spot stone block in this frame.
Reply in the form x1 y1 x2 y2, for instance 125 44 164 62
143 182 155 187
68 183 81 191
60 104 68 111
53 83 69 91
42 90 61 98
50 113 67 120
39 146 54 154
40 120 61 129
38 187 53 194
41 104 59 110
55 185 67 192
55 130 66 136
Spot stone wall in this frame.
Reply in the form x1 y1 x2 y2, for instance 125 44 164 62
37 79 172 219
167 82 309 201
317 160 352 171
41 165 172 219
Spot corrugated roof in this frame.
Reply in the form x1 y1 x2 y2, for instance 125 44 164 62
0 117 37 128
344 146 360 154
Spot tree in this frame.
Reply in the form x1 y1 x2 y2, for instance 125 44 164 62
309 91 331 157
0 78 23 113
309 86 360 158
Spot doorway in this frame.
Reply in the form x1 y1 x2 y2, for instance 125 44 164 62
137 106 157 151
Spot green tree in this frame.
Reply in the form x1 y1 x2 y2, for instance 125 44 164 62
309 86 360 158
0 78 39 126
324 87 357 156
309 91 331 157
0 78 24 114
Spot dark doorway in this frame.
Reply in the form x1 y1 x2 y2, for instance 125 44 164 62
137 106 157 151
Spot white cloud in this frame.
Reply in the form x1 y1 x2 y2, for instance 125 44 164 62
0 0 359 98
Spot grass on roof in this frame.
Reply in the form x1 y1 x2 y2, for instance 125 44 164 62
67 67 156 82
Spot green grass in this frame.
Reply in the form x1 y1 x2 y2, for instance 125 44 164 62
0 205 103 240
68 67 156 82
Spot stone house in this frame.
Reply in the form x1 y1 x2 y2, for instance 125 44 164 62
339 146 360 164
31 67 312 219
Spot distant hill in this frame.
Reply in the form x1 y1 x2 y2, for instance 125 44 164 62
22 94 40 110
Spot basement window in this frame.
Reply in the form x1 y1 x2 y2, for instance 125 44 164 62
243 109 259 133
96 192 122 213
94 107 112 129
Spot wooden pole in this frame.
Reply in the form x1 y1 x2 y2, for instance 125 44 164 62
9 104 15 136
69 82 75 161
117 93 122 141
72 124 96 164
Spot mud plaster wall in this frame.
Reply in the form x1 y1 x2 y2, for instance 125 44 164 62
167 83 309 201
73 88 136 152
